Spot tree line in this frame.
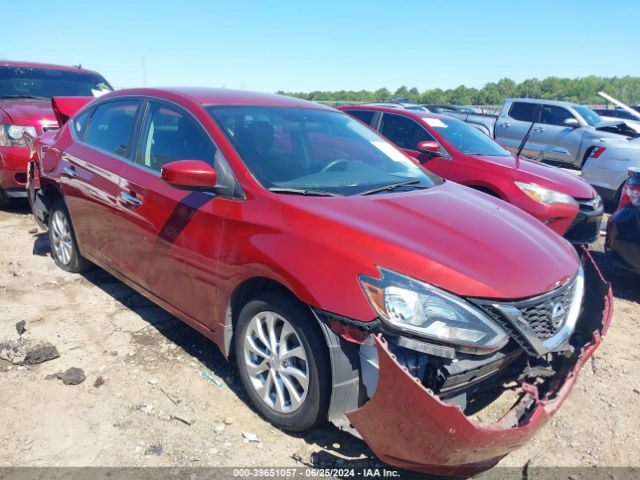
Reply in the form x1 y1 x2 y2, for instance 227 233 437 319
277 76 640 105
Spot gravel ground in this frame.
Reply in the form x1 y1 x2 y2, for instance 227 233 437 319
0 199 638 473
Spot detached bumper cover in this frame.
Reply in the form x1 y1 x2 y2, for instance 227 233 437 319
347 253 612 476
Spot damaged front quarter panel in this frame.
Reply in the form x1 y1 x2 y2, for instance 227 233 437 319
346 250 613 477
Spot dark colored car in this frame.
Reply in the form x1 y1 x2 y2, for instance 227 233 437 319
0 61 112 207
606 167 640 274
339 105 603 245
28 88 611 475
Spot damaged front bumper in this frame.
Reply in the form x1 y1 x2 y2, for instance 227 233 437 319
345 252 613 477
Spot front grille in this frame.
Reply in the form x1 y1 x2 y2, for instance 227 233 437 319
515 281 576 340
564 196 604 244
473 274 581 356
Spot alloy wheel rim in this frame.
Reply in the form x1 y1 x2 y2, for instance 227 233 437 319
51 210 73 266
243 311 309 414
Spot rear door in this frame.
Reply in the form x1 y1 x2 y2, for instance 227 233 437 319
495 101 542 158
378 112 451 176
529 104 583 164
116 100 234 327
59 99 141 266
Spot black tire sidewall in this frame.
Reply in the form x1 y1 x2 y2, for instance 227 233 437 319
48 200 85 273
235 292 330 432
0 189 8 209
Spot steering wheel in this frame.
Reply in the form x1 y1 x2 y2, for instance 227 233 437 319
320 159 350 173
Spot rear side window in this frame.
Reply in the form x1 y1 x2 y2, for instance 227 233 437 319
509 102 536 122
72 108 92 141
344 109 375 125
137 102 216 171
380 113 434 150
540 105 575 126
84 100 140 158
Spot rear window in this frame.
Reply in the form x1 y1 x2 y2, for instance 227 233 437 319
509 102 536 122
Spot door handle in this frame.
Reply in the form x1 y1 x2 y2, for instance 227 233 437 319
118 192 142 208
533 127 545 132
500 122 510 127
62 166 77 177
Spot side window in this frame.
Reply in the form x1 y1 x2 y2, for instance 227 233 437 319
345 110 375 125
509 102 536 122
138 102 216 171
72 108 92 141
84 100 139 158
380 113 434 150
540 105 574 126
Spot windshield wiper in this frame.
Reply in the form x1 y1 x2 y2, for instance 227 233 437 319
359 179 426 196
0 95 48 100
268 187 339 197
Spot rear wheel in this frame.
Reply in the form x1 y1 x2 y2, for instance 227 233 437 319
48 200 89 273
235 292 330 431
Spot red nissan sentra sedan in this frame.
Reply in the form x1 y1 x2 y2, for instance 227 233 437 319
27 88 611 475
0 61 112 208
338 105 603 245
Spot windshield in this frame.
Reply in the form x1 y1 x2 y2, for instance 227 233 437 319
207 106 440 196
423 116 511 157
0 66 112 99
573 105 603 127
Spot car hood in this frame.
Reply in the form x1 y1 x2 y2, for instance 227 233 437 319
279 181 579 300
468 155 595 198
0 99 57 127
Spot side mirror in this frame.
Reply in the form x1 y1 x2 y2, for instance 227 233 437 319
161 160 217 191
416 140 441 156
564 118 580 128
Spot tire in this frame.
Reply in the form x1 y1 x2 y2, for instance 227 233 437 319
48 200 89 273
235 292 330 431
0 189 8 210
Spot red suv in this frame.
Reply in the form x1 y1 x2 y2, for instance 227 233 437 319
29 88 611 475
0 61 111 208
339 105 603 245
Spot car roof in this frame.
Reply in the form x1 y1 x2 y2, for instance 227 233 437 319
0 60 103 76
506 98 583 108
103 87 333 110
339 103 451 121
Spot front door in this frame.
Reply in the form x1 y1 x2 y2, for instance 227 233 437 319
529 104 583 164
116 100 233 327
379 112 451 177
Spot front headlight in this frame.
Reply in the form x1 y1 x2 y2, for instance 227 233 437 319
0 125 38 147
515 182 577 206
359 268 508 354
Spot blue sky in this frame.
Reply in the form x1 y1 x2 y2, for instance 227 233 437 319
3 0 640 92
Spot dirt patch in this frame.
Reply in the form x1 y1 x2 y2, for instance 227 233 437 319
0 200 638 470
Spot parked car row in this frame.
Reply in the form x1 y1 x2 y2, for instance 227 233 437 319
18 80 615 476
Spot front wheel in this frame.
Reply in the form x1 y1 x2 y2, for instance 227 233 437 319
0 189 8 210
48 200 89 273
235 292 330 431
